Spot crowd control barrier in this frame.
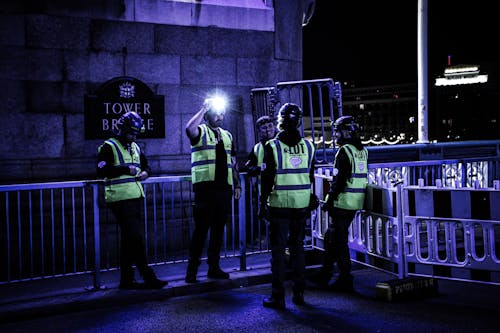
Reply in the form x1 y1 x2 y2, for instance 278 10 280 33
402 184 500 284
312 167 500 285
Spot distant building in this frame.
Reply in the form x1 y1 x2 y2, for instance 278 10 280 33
342 83 418 145
432 64 498 141
340 63 498 144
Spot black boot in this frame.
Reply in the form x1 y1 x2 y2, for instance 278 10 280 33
119 280 145 290
142 267 168 289
207 266 230 279
207 260 229 279
263 295 286 310
119 267 144 290
185 262 199 283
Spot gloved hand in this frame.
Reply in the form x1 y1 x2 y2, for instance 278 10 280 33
321 193 335 212
258 203 269 220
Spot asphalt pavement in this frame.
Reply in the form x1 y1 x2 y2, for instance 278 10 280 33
1 252 499 332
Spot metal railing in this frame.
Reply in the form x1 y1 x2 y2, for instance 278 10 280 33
2 155 500 289
0 174 270 288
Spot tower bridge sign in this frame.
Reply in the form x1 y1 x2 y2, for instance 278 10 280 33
84 76 165 139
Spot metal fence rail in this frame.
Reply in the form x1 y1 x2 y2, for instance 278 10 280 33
0 175 270 288
1 181 98 283
2 156 500 289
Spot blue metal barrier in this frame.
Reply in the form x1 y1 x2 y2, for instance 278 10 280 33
0 175 270 289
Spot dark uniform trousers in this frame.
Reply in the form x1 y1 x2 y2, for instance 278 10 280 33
188 188 232 269
323 207 357 278
109 198 157 283
268 207 307 299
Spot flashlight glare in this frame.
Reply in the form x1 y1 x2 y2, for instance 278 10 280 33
205 96 227 112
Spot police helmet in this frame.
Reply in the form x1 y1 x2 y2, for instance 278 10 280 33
116 111 145 136
277 103 302 130
332 115 358 133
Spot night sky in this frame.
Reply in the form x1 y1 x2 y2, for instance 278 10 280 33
303 1 498 86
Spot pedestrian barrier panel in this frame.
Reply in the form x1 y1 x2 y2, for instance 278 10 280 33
312 166 500 286
312 168 406 278
353 184 404 278
402 184 500 285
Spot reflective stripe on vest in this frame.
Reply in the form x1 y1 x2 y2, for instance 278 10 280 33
253 141 265 192
267 138 315 209
100 138 145 203
334 144 368 210
190 124 233 185
253 142 265 168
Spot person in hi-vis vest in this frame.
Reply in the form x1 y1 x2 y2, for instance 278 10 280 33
242 115 276 244
312 115 368 292
259 103 315 309
185 97 241 283
97 111 168 290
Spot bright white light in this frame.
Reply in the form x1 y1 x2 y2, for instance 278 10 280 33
205 96 227 112
444 65 479 74
435 74 488 86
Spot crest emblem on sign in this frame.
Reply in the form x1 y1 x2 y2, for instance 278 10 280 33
119 82 135 98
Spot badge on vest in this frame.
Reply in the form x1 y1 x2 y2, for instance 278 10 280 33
289 157 302 168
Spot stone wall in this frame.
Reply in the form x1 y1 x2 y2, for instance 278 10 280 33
0 0 308 184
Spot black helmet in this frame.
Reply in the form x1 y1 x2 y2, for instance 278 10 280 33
277 103 302 130
332 115 358 132
116 111 145 136
332 115 359 143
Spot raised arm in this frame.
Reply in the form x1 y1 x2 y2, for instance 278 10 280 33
185 102 209 140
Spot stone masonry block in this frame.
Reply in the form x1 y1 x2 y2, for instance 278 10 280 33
213 29 273 57
182 56 236 85
64 50 90 82
0 47 62 81
156 84 181 115
155 25 212 56
2 113 63 159
126 54 180 84
89 52 122 82
26 81 62 113
237 58 274 87
66 114 100 158
0 80 25 114
91 20 154 53
26 15 90 50
61 82 87 114
0 13 25 46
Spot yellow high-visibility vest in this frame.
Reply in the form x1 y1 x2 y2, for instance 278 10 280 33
266 138 315 209
98 138 144 203
190 124 233 185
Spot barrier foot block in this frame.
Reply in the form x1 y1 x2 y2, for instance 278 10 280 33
376 276 438 301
